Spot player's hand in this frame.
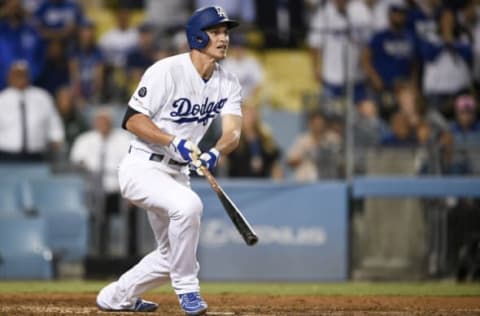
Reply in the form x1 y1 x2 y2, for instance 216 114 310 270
171 137 201 162
191 148 220 176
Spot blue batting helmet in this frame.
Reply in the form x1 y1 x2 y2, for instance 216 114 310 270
186 6 239 50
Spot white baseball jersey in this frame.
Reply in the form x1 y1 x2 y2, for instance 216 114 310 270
127 52 242 160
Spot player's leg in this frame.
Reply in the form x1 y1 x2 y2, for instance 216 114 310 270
97 157 203 309
137 169 203 295
97 211 171 310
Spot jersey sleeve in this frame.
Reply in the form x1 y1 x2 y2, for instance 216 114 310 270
221 74 242 117
128 64 172 117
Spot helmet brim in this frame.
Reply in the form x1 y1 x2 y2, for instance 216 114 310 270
202 19 239 31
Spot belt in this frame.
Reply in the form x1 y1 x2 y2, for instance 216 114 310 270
128 146 188 167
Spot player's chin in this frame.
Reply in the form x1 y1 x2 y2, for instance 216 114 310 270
214 51 227 60
213 47 228 60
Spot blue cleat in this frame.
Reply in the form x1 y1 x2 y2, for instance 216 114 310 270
97 298 158 312
178 292 208 315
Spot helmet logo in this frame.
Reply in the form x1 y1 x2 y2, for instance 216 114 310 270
214 6 227 18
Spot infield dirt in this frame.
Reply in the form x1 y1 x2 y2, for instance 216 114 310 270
1 293 479 315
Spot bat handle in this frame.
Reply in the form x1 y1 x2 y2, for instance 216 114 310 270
201 167 220 192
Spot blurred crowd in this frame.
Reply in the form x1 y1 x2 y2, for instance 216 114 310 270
303 0 480 180
0 0 480 184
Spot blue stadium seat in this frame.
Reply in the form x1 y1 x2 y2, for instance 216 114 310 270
28 176 89 262
29 176 87 213
0 163 50 179
261 108 302 154
0 217 54 279
0 180 25 217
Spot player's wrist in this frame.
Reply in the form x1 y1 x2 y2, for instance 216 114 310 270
209 148 220 160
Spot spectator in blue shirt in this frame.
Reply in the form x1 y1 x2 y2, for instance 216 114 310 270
68 20 104 106
0 0 44 89
34 39 69 96
444 93 480 174
407 0 441 45
362 2 416 114
34 0 84 42
451 94 480 146
381 111 417 146
126 23 158 94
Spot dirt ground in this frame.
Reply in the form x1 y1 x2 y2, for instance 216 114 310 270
0 293 479 316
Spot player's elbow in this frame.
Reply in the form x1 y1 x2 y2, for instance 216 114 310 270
122 106 142 131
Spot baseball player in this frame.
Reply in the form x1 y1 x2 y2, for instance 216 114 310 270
96 6 242 316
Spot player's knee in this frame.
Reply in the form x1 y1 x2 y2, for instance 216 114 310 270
174 192 203 221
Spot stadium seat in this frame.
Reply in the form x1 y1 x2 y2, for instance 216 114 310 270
261 107 302 155
29 176 87 213
0 163 50 179
28 176 89 262
0 180 25 217
0 217 54 279
262 50 318 111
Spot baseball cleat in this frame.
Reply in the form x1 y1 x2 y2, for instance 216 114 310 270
97 298 158 312
178 292 208 315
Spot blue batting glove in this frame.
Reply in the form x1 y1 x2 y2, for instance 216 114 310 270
192 148 220 176
171 137 201 162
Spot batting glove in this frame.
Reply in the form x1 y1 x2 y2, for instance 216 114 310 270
192 148 220 176
171 137 201 162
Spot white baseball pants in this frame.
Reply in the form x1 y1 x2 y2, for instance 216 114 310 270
97 152 203 310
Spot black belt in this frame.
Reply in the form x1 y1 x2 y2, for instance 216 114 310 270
129 146 188 166
149 153 188 166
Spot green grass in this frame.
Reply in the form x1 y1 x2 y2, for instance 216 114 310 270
0 281 479 296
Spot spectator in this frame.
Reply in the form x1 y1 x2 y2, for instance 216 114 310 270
126 23 157 94
68 20 104 106
55 85 88 151
221 34 263 104
353 100 389 174
99 7 138 69
171 28 189 54
0 61 64 161
21 0 42 15
307 0 373 113
287 111 342 182
227 105 282 179
381 111 417 146
458 1 480 89
472 5 480 88
352 0 401 34
143 0 189 31
256 0 306 48
194 0 256 24
407 0 441 43
33 0 84 43
354 100 388 147
362 2 417 114
420 8 473 114
395 81 449 133
0 0 44 90
34 39 69 96
451 94 480 146
70 108 133 255
99 7 138 102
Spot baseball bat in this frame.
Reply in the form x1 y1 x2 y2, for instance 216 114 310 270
201 167 259 246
